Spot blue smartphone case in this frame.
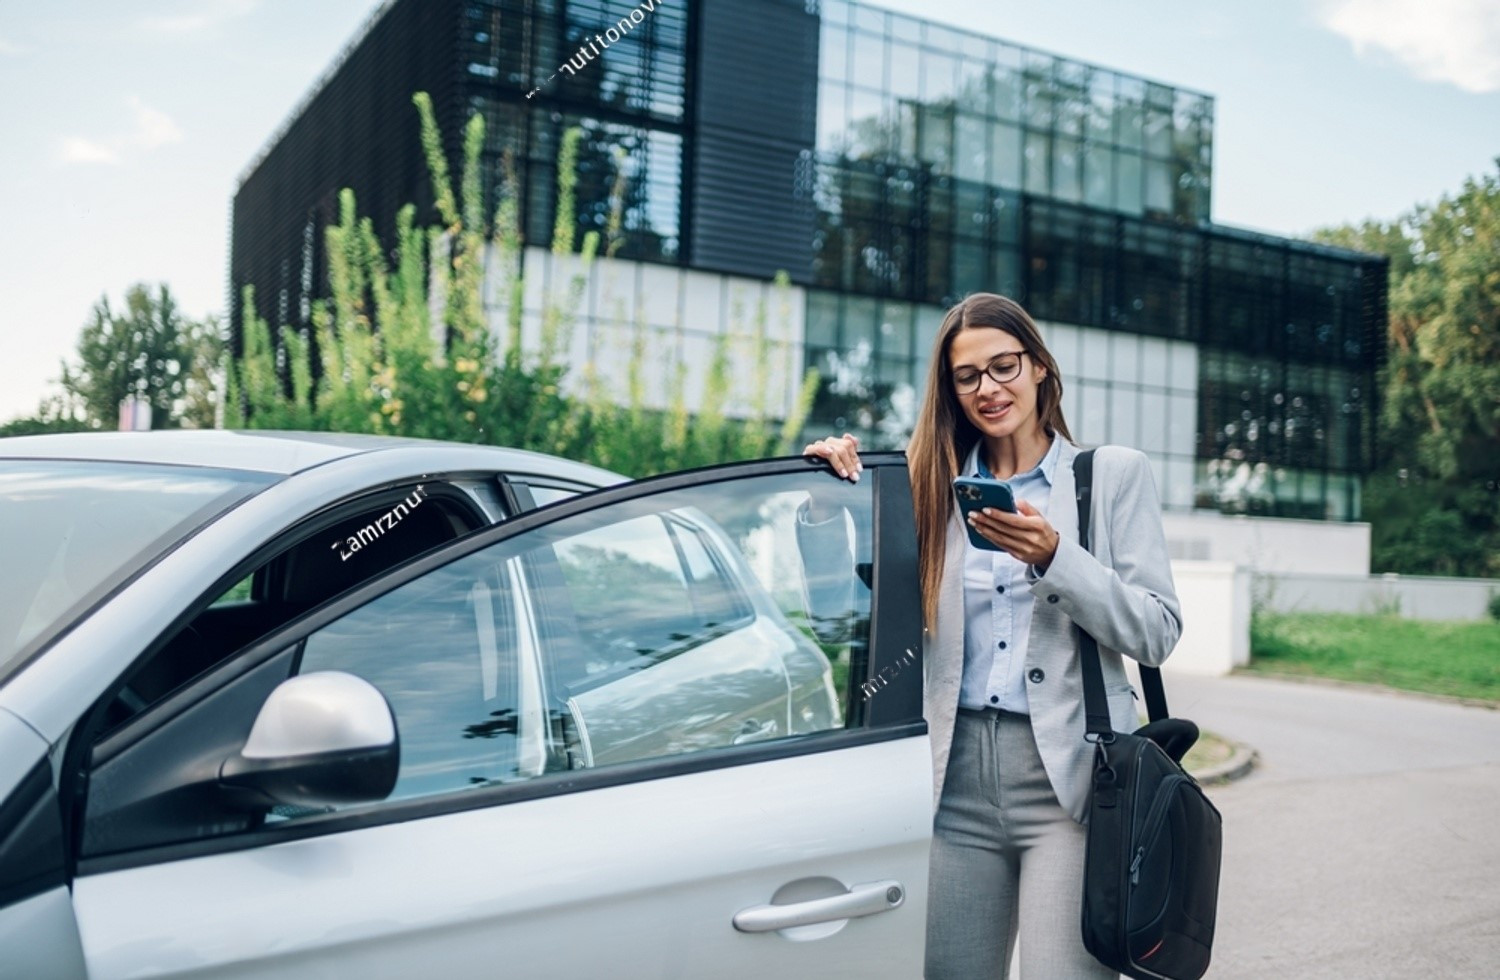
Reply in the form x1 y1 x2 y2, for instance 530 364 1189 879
953 476 1017 551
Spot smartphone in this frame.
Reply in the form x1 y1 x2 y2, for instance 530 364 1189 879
953 476 1017 551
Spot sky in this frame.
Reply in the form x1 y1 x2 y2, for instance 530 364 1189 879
1 0 1497 425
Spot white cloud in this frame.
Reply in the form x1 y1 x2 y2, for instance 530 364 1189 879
141 0 258 35
127 96 183 148
57 97 182 165
58 138 121 165
1320 0 1500 94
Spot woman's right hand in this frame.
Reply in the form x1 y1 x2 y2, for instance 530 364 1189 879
801 433 862 483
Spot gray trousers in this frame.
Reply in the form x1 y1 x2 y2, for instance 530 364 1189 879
924 708 1117 980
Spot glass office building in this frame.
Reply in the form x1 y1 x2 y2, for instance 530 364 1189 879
230 0 1386 522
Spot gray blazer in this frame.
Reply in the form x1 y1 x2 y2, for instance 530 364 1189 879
924 439 1183 822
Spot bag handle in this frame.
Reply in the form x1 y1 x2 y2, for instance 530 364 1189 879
1073 449 1169 738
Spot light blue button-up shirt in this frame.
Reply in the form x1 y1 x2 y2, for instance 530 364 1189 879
957 432 1062 713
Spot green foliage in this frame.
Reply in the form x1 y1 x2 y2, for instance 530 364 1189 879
58 283 221 430
225 91 817 478
1315 160 1500 577
1248 610 1500 702
1488 591 1500 623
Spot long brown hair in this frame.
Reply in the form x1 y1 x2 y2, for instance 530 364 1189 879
906 293 1075 629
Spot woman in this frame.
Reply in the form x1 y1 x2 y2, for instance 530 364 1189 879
803 293 1182 979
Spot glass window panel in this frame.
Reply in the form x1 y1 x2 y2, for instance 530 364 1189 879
919 104 954 171
1083 144 1114 208
890 11 922 43
915 304 940 361
1168 338 1197 392
1117 151 1143 213
854 4 886 34
1111 331 1141 385
990 246 1022 297
844 294 879 352
990 121 1023 188
1140 390 1169 454
879 300 914 359
1088 76 1117 144
819 81 851 152
821 22 849 81
957 61 990 114
1080 381 1108 444
1061 375 1082 436
1141 336 1170 387
927 23 964 54
824 0 850 25
991 64 1023 121
1024 129 1050 195
1145 157 1173 214
1167 392 1196 455
1144 106 1173 157
923 50 958 103
852 30 886 90
1115 79 1145 151
1165 457 1194 509
1044 322 1080 380
1052 136 1082 203
889 40 921 103
1079 325 1110 381
1109 386 1138 447
807 291 840 348
955 114 989 182
953 240 984 294
848 86 891 156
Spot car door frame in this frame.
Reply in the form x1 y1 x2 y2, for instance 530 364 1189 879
64 452 925 873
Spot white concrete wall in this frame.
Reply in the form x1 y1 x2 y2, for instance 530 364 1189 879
1161 510 1371 576
1257 571 1500 621
1150 560 1251 677
489 245 808 420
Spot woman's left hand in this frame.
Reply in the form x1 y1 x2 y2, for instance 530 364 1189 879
967 499 1061 571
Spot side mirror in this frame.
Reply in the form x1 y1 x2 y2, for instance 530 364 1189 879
220 671 399 809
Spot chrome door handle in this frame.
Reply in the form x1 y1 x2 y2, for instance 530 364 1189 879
732 880 905 933
732 718 777 744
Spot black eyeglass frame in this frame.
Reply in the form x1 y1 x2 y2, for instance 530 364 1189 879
951 351 1030 395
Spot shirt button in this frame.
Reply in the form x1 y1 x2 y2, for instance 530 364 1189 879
1047 594 1059 604
1028 668 1045 684
998 641 1007 650
996 585 1005 594
989 695 999 705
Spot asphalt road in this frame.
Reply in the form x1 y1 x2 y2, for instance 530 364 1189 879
1163 672 1500 979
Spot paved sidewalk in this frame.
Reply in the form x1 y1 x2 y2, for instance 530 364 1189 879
1158 672 1500 978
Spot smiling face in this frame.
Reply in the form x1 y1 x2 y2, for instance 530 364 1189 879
947 326 1048 442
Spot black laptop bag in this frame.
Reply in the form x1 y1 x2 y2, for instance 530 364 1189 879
1073 449 1224 980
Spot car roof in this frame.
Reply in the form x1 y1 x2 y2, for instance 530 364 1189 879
0 430 624 484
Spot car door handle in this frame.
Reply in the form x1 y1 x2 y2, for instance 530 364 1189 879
732 718 777 744
732 879 905 933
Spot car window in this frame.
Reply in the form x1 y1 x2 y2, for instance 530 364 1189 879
283 469 873 815
100 485 484 732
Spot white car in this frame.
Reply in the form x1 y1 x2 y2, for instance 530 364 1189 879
0 430 931 979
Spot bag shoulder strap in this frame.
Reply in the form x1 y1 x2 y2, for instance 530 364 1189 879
1073 448 1169 735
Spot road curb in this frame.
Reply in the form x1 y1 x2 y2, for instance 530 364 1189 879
1190 740 1258 785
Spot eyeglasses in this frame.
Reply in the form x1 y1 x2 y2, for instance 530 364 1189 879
952 352 1028 395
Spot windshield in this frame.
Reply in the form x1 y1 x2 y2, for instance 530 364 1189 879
0 459 276 683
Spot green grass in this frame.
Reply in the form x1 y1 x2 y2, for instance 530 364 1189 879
1246 611 1500 703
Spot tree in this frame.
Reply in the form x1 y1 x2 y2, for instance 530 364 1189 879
1315 160 1500 576
59 284 221 430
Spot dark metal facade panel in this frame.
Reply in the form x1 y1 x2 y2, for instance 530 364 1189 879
687 0 819 283
228 0 464 351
